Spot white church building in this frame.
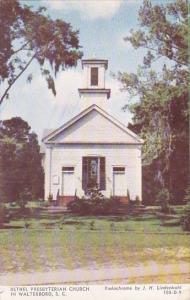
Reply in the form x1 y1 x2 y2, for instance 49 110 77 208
41 59 143 204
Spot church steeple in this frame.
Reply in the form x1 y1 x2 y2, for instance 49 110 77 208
78 58 111 110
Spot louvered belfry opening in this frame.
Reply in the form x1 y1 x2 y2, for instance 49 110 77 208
82 156 105 191
91 67 98 86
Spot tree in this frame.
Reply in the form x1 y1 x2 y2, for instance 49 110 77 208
0 0 83 105
118 0 188 204
0 117 44 205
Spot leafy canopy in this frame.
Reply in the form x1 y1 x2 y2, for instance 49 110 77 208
0 117 44 204
0 0 83 105
118 0 188 202
118 0 188 164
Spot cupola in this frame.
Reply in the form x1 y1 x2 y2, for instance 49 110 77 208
78 58 111 110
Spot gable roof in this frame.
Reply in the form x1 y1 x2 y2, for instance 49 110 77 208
40 129 54 154
42 104 143 144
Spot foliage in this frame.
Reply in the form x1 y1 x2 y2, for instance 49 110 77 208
0 117 44 204
47 193 53 201
67 197 90 215
142 163 159 205
156 188 171 213
0 203 11 226
18 187 32 209
0 0 83 105
135 195 141 204
67 188 120 215
0 204 5 225
89 220 95 230
180 203 190 231
184 186 190 203
118 0 188 204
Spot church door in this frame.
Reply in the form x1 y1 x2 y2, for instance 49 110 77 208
62 167 75 196
82 157 106 191
113 167 126 196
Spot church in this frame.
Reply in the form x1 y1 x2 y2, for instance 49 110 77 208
41 58 143 204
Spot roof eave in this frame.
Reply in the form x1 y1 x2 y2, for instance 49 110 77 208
42 104 144 144
78 88 110 99
82 59 108 69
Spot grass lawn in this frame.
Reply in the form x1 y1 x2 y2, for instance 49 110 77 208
0 205 189 276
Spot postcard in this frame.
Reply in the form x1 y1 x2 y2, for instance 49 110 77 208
0 0 189 299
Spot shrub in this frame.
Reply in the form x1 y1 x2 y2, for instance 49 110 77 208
67 197 91 215
156 188 171 213
0 204 10 226
48 193 53 201
18 188 32 209
184 186 190 203
180 203 190 231
42 201 50 208
135 195 141 205
67 189 121 215
0 204 5 225
89 221 95 230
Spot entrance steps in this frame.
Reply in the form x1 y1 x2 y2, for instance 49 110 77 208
45 197 146 216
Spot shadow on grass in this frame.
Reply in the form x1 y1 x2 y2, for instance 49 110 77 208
0 225 24 229
131 216 158 222
160 221 181 227
62 220 84 225
10 208 66 222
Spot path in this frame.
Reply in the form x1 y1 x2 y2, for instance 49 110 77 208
0 263 189 285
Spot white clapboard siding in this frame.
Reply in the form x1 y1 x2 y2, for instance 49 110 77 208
49 110 139 144
44 144 142 201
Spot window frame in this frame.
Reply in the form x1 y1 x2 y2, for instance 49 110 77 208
82 156 106 190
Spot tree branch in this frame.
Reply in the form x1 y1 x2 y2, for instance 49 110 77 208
12 41 30 55
0 53 36 106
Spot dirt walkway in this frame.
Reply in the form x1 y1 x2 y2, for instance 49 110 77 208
0 262 189 285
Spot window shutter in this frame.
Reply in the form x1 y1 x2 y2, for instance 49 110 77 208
100 157 106 190
82 157 88 191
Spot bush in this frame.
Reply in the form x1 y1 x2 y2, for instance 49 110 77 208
41 201 50 208
184 186 190 203
180 203 190 231
67 188 121 215
68 197 91 215
89 221 95 230
156 188 171 213
135 195 141 205
48 193 53 201
18 188 32 209
0 204 10 226
0 205 5 225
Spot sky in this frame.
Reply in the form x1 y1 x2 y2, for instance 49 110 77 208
0 0 169 141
